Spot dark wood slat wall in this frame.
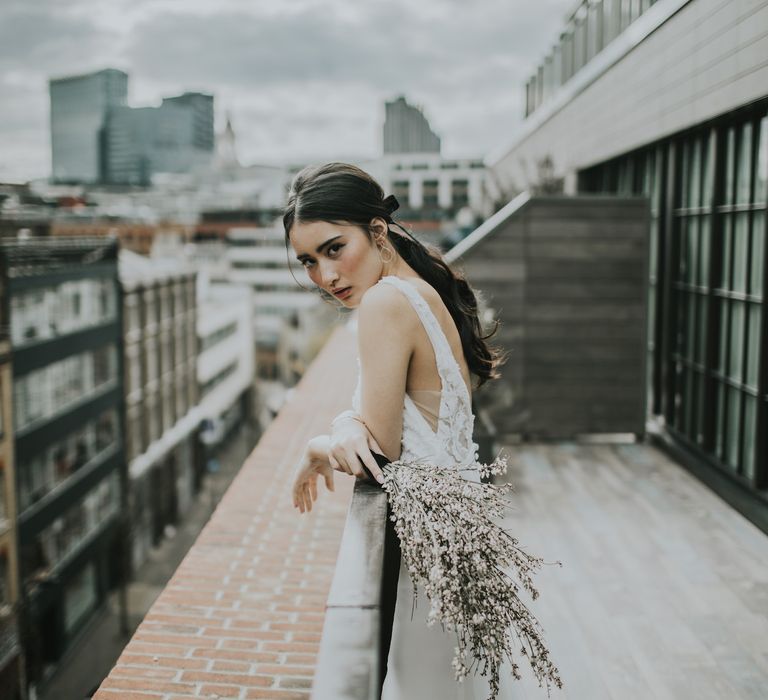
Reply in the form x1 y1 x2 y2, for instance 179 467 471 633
456 196 650 439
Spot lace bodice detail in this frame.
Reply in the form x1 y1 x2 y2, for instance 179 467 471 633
351 275 479 470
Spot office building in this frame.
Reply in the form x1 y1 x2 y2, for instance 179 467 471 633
0 266 22 699
104 93 215 186
383 96 441 154
49 69 128 184
1 238 124 692
119 251 201 571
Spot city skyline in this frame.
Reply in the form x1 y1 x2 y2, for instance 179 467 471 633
0 0 570 182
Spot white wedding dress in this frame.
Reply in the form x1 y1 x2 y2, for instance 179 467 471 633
351 275 493 700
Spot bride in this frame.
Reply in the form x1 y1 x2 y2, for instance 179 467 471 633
285 162 503 698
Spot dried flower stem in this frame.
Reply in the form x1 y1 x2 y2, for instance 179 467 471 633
380 455 563 700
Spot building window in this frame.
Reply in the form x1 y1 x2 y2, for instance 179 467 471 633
199 322 237 352
63 561 97 634
17 408 119 512
423 179 439 208
200 361 238 397
10 278 117 347
26 472 120 580
14 344 118 431
578 108 768 493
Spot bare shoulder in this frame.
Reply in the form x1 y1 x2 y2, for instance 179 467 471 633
358 280 419 331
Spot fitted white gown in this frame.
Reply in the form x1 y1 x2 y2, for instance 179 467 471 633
352 275 494 700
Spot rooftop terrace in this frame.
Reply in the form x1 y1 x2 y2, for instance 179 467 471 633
94 320 768 699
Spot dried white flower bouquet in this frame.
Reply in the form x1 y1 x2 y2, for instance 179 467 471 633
375 454 563 700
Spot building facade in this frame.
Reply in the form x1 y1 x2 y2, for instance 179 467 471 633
120 252 201 572
104 93 215 186
0 260 22 698
489 0 768 529
383 96 441 154
49 69 128 184
363 154 493 247
49 68 214 186
1 239 125 694
196 280 256 447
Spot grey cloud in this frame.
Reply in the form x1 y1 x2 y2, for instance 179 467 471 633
0 4 120 74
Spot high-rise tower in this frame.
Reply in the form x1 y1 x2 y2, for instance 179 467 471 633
383 96 441 155
49 69 128 183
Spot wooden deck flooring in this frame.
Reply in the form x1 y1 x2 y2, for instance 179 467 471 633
491 441 768 700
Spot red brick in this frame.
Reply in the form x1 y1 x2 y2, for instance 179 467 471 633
212 660 251 673
256 664 314 677
199 684 242 697
99 677 195 695
181 670 273 687
278 676 314 689
110 665 178 680
191 648 278 663
118 654 208 670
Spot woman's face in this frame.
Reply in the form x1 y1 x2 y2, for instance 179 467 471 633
289 220 383 308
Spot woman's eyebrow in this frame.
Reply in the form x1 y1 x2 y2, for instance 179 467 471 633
296 235 343 261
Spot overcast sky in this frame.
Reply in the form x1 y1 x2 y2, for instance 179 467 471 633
0 0 571 182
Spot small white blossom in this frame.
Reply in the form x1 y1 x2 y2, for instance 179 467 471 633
380 456 563 700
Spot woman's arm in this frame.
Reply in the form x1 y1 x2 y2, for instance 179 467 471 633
355 282 418 462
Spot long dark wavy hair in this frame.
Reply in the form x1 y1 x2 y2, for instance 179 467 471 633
283 162 504 388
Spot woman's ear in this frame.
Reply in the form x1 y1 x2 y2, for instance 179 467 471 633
369 217 388 237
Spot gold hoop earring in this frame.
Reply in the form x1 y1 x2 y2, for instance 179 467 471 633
378 244 394 264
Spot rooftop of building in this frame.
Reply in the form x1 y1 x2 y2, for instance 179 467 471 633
92 316 768 699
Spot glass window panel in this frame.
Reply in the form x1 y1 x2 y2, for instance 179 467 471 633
648 283 656 346
697 295 708 365
684 368 694 436
688 137 701 208
703 130 715 209
745 303 761 390
720 215 732 290
726 388 742 471
756 117 767 204
718 299 729 374
680 141 690 209
728 301 745 382
678 218 688 281
695 373 706 445
725 127 736 206
733 213 749 293
736 123 753 205
699 215 711 289
686 293 696 361
750 213 764 297
715 382 726 459
687 218 698 285
742 395 757 482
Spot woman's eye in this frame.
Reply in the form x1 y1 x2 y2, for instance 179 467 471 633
302 259 315 269
328 243 344 256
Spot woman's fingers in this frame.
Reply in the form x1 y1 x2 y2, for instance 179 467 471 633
309 476 318 502
329 452 347 474
322 467 334 492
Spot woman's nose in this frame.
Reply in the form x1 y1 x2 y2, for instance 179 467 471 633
319 262 338 288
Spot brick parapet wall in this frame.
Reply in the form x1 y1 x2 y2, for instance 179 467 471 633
95 324 357 699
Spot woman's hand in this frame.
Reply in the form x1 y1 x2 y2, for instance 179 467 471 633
329 415 386 484
292 435 335 514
